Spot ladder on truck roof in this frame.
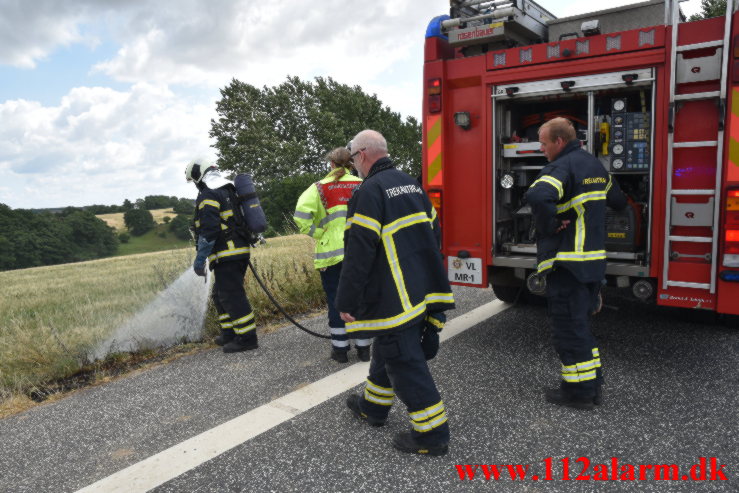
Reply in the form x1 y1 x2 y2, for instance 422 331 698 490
662 0 734 293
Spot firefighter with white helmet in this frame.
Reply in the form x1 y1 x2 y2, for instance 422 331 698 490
186 158 258 353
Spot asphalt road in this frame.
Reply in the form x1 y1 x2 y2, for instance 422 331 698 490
0 286 737 492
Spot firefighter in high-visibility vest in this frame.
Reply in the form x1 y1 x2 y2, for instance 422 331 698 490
186 159 258 353
337 130 455 456
293 147 371 363
525 117 627 409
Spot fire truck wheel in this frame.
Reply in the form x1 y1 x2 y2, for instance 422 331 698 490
492 283 525 304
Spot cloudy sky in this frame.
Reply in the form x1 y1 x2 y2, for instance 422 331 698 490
1 0 703 209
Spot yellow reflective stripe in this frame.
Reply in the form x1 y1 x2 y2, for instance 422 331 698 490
430 206 437 222
234 322 256 335
379 212 435 312
574 204 585 252
366 379 394 396
195 220 200 228
426 316 444 330
345 293 454 333
218 314 230 321
532 175 564 200
425 292 455 304
556 191 606 214
232 312 255 326
537 250 607 273
409 400 445 421
349 213 381 236
383 235 412 311
211 247 251 261
412 412 448 432
199 199 220 210
561 357 600 382
593 347 600 357
220 224 228 230
220 210 234 220
364 389 394 406
605 175 613 193
382 212 430 236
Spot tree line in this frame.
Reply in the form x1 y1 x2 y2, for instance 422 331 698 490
0 196 196 271
0 205 119 271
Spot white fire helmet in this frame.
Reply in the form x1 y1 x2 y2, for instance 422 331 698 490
185 159 216 184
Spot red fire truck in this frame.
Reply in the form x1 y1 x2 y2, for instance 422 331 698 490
422 0 739 314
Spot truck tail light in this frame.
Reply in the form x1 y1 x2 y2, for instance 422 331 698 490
723 230 739 267
428 78 442 114
723 188 739 268
428 189 442 228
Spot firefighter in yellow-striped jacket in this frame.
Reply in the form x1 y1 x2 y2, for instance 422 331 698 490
526 118 627 410
293 147 370 363
336 130 455 457
186 159 258 354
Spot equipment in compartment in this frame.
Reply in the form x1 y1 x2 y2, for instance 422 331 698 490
605 199 644 252
609 97 650 172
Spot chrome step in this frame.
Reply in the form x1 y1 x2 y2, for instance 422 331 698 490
676 40 723 52
666 281 711 290
674 91 721 101
668 235 713 243
673 141 718 148
671 189 716 195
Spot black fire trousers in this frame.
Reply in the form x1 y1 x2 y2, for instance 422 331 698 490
359 322 450 446
212 258 257 341
546 267 602 398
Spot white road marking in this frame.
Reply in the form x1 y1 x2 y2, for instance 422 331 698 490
75 299 509 493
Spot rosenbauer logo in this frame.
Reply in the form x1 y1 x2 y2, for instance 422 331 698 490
455 457 729 482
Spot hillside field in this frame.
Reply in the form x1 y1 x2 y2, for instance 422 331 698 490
0 234 324 416
97 208 178 231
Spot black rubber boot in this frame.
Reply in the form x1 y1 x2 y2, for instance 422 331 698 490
331 348 349 363
356 346 371 362
392 431 448 456
223 333 258 353
346 394 385 427
545 388 595 410
215 328 235 346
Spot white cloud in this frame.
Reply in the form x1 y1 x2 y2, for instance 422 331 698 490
0 83 214 208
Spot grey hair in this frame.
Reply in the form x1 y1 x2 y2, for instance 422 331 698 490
351 129 388 155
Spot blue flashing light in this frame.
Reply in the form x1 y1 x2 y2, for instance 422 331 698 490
426 15 451 40
720 270 739 282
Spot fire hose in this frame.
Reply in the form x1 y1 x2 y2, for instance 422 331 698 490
247 259 331 339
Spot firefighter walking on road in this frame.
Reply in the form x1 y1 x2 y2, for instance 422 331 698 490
293 147 371 363
337 130 455 456
186 159 259 353
526 117 627 409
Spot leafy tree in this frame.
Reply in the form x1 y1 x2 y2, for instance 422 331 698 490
124 208 155 236
169 214 194 241
122 199 134 211
119 232 130 244
143 195 174 210
689 0 727 20
0 204 118 270
63 210 119 260
173 198 195 214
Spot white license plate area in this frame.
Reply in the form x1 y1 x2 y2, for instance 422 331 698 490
448 256 483 285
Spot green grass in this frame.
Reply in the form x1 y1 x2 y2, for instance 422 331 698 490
0 234 325 416
115 224 191 256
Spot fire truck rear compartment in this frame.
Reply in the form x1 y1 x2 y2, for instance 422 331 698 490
492 80 654 300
